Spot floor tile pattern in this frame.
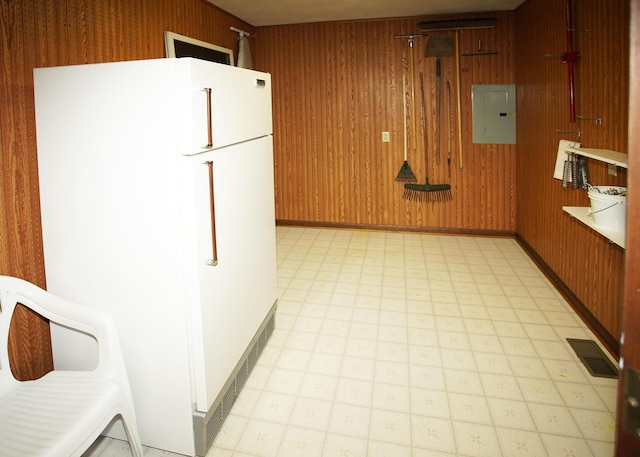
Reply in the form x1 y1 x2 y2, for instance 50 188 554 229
87 227 618 457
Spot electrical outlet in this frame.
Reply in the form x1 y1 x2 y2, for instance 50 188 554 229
608 163 618 176
381 131 390 143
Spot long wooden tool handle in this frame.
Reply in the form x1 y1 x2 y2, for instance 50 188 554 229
409 39 417 150
447 80 452 178
436 58 441 165
402 74 408 161
454 31 463 171
420 72 428 156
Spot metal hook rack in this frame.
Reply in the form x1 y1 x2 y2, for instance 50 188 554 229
462 40 498 56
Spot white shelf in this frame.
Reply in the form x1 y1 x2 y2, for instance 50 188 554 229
563 206 626 249
566 147 628 168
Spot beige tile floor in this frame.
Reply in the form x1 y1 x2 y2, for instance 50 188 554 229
87 226 618 457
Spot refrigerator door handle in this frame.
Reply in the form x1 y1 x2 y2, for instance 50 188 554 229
204 88 213 149
204 161 218 266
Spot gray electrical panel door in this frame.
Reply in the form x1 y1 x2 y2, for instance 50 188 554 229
471 84 516 144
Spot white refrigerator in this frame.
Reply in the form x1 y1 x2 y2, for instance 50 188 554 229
33 58 278 456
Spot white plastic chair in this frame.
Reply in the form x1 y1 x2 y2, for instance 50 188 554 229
0 276 144 457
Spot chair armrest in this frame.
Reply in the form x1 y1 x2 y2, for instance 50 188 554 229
0 276 122 375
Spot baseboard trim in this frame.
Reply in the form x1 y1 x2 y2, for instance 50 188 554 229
276 220 515 238
515 234 619 357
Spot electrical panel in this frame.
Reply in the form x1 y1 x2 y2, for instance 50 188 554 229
471 84 516 144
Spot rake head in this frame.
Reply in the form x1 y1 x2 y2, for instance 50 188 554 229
403 178 452 202
395 161 418 182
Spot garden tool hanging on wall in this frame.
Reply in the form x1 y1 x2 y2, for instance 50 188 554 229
402 176 453 202
425 33 453 165
446 80 453 178
394 34 425 182
402 73 452 202
395 74 417 182
419 17 498 171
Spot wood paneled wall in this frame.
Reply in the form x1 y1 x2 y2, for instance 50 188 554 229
0 0 629 375
254 2 628 352
514 0 629 350
254 12 516 231
0 0 254 379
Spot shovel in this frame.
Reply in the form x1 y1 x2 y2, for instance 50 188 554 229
426 34 454 165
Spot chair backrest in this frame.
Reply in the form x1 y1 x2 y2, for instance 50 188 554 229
0 275 135 408
0 275 144 457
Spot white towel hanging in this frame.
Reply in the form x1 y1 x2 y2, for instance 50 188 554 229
237 34 253 69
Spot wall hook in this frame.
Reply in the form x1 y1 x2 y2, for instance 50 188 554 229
567 27 591 34
556 129 582 142
576 114 603 125
462 40 499 56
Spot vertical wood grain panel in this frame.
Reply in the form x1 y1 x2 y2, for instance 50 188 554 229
515 0 628 346
254 3 626 350
1 0 254 380
0 0 629 375
255 13 516 232
1 0 51 379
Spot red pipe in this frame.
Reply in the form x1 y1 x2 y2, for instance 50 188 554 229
562 0 580 123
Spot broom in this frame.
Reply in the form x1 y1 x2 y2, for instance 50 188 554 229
395 74 417 182
402 69 452 202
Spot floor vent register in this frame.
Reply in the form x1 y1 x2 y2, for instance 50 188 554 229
567 338 619 379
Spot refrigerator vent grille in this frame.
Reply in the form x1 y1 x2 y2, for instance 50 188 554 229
221 379 237 418
235 358 250 392
194 303 276 456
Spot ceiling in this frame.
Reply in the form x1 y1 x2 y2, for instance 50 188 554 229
208 0 526 27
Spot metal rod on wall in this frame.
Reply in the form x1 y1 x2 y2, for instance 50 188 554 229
562 0 581 123
230 26 257 38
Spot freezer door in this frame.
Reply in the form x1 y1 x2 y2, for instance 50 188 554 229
181 58 273 155
184 135 277 412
